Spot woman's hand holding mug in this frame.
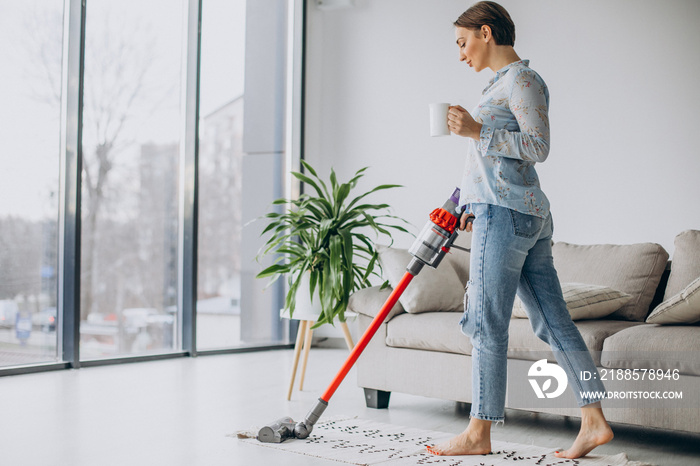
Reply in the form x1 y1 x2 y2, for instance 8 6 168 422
448 105 483 140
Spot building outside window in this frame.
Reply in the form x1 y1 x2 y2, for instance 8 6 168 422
196 0 247 349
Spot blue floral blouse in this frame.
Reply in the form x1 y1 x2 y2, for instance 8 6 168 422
458 59 551 219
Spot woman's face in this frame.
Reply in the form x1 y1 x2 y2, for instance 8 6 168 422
455 26 487 72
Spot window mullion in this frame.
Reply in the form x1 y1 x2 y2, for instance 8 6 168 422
58 0 86 368
179 0 202 356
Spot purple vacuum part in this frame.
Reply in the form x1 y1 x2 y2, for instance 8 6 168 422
449 187 460 206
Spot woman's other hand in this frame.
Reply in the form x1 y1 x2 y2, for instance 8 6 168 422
448 105 482 140
459 212 475 232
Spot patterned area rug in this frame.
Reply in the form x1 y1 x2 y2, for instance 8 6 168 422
236 417 654 466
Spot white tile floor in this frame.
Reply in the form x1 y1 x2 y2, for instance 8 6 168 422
0 348 698 465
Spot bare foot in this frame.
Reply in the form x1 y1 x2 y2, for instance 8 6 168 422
554 421 614 459
426 429 491 456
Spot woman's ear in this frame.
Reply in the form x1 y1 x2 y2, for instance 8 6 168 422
480 24 492 43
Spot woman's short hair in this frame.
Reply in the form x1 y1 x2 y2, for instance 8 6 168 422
454 1 516 47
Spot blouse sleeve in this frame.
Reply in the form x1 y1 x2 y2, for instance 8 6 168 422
477 69 550 163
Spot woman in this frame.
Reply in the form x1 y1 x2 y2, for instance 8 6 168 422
426 2 614 459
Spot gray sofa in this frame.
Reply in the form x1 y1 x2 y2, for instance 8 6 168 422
348 230 700 434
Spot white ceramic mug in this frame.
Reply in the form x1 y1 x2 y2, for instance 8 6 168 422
429 103 451 137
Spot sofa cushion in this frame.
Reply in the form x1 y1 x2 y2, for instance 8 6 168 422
552 242 669 321
386 311 470 354
444 231 471 287
507 318 645 365
665 230 700 300
601 324 700 376
646 276 700 325
376 245 465 314
512 283 632 320
385 312 642 366
348 286 405 322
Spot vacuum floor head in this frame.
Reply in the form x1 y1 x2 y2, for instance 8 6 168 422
257 417 297 443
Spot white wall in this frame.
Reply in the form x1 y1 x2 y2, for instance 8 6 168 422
304 0 700 256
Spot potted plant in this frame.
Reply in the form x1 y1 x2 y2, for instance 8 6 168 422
255 160 409 328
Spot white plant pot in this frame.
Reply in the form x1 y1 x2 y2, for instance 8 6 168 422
292 272 323 321
279 272 323 321
279 273 357 341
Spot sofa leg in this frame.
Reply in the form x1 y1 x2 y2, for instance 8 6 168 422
456 401 471 414
364 388 391 409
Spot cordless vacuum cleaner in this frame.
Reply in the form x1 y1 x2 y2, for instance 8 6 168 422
258 187 471 443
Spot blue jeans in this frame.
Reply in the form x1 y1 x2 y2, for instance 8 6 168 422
459 203 606 422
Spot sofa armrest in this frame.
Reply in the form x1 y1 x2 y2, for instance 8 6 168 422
348 286 405 323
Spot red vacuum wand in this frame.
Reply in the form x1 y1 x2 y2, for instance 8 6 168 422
258 187 468 443
320 271 415 403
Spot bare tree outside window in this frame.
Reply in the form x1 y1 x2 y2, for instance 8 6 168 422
0 1 63 366
79 2 183 357
20 1 184 358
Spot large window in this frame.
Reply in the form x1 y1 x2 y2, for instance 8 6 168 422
196 0 247 350
0 0 63 368
0 0 298 372
197 0 288 350
79 0 185 360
